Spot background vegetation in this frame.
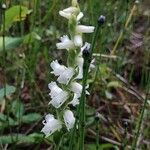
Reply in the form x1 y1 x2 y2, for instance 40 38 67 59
0 0 150 149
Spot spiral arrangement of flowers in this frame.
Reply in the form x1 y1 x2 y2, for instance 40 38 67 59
41 0 95 137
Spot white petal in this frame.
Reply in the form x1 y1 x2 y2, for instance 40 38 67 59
63 7 78 13
48 82 62 98
50 60 66 76
56 41 74 50
59 11 71 19
49 91 68 108
76 25 95 33
41 114 62 137
63 110 75 131
77 12 84 21
71 82 82 95
57 67 74 84
69 93 80 106
74 34 83 47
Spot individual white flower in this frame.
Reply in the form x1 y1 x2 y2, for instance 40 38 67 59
41 114 62 137
63 110 75 131
56 35 75 50
71 82 89 96
70 82 82 95
74 34 83 47
69 93 80 106
59 7 79 19
50 60 66 76
63 7 78 14
48 82 68 108
51 60 74 84
76 25 95 33
57 67 74 84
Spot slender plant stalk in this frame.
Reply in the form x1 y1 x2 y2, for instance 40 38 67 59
96 118 100 150
111 1 138 55
131 75 150 150
78 24 100 150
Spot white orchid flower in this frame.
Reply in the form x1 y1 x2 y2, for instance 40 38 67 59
57 67 74 84
63 110 75 131
41 114 62 137
51 60 74 84
50 60 66 76
59 6 79 19
48 82 68 108
71 82 89 96
56 35 75 50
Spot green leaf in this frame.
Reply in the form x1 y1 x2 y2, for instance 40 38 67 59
0 85 16 101
0 113 18 130
3 5 30 30
0 134 35 144
11 100 25 118
0 37 22 51
105 90 113 100
22 113 42 123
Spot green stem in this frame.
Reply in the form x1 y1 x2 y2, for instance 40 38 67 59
78 24 100 150
131 75 150 150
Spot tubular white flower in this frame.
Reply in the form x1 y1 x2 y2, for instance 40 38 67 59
71 82 89 95
59 7 79 19
69 93 80 106
74 34 83 47
76 25 95 33
48 82 68 108
57 67 74 84
70 82 82 95
41 114 62 137
50 60 66 76
59 11 71 19
63 110 75 131
63 6 78 13
56 35 75 50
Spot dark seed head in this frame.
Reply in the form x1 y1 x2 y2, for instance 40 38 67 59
98 15 106 25
82 43 91 57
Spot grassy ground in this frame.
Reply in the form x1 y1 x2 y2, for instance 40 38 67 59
0 0 150 149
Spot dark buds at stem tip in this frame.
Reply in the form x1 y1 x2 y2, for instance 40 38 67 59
98 15 106 25
82 43 91 58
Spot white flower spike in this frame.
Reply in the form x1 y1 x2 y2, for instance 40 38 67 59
63 110 75 131
41 114 62 137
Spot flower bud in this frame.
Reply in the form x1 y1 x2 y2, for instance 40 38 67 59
98 15 106 25
82 43 91 57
